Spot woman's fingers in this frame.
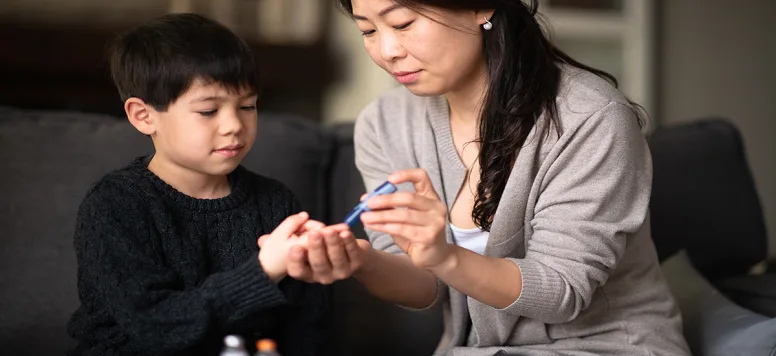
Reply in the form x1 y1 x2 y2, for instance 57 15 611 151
287 245 314 282
341 232 370 271
361 207 443 227
306 229 334 284
365 191 441 212
323 228 351 280
388 168 440 200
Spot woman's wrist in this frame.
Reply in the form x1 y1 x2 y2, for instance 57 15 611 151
427 244 460 277
353 247 379 280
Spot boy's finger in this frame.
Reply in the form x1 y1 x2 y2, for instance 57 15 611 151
274 212 309 237
299 219 325 233
257 234 270 247
327 223 350 233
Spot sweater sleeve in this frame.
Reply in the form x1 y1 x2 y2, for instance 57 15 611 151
73 179 287 354
499 102 652 323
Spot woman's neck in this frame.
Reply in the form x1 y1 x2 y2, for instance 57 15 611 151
445 62 489 128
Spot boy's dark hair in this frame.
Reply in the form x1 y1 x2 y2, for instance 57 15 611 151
108 13 260 111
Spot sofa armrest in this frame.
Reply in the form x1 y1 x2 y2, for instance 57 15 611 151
662 251 776 356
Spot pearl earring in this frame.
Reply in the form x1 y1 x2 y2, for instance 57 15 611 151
482 16 493 30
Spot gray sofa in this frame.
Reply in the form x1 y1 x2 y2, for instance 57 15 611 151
0 106 773 355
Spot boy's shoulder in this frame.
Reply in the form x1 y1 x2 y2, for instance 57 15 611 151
79 157 154 212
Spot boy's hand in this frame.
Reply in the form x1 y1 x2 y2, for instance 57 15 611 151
258 212 318 282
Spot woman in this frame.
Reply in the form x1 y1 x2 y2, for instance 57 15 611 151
286 1 691 355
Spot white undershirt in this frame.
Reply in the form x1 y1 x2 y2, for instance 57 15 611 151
449 223 489 255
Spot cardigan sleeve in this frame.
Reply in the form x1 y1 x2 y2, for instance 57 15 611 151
353 100 448 311
499 102 652 323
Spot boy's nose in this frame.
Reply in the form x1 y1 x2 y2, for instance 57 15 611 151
219 113 244 135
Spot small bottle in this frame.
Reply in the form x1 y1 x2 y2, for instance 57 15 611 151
254 338 281 356
220 335 250 356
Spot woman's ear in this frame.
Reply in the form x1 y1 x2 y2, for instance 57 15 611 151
476 9 496 27
125 97 156 136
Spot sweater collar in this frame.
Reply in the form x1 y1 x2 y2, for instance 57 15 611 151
131 156 251 212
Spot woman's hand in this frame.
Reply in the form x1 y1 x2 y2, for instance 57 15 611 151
360 168 454 270
286 224 372 285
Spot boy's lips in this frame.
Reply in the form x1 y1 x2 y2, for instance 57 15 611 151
214 144 244 157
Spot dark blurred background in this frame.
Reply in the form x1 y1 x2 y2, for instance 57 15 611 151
0 0 773 266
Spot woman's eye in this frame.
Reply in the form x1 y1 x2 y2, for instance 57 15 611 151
395 21 414 30
361 29 376 36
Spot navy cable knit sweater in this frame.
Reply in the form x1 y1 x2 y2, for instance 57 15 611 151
67 157 328 356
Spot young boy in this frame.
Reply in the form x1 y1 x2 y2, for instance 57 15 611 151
67 13 343 356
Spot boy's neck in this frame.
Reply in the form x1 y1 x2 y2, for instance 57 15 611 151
147 155 231 200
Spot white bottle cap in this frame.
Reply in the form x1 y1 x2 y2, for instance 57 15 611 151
224 335 243 348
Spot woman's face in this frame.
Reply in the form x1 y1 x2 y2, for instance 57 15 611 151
351 0 488 96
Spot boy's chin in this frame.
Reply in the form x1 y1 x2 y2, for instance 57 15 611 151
204 162 241 176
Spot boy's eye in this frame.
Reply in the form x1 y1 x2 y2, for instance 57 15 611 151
240 105 257 112
198 110 217 117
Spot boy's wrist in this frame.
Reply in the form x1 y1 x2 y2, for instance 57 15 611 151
257 253 286 283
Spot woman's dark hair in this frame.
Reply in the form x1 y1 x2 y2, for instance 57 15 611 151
337 0 643 231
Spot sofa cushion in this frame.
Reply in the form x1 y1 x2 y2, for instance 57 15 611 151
0 107 151 353
715 273 776 318
662 251 776 356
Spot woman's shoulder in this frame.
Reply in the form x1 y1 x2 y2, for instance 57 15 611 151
557 65 631 111
554 65 641 131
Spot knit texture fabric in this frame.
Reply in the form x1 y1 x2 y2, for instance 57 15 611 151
67 156 328 356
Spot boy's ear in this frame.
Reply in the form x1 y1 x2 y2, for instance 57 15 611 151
125 97 156 135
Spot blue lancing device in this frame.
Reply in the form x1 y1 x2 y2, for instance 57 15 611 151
343 181 398 227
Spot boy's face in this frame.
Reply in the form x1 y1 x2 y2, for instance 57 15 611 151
149 79 258 177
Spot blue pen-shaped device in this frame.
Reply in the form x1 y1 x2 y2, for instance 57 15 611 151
343 181 398 227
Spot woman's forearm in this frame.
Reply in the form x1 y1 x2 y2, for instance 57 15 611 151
353 249 438 309
430 245 523 309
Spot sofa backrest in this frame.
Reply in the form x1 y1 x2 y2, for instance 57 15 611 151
0 107 334 353
648 118 768 279
0 107 150 352
0 107 441 355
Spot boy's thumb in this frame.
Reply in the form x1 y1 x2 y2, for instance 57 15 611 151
274 212 309 237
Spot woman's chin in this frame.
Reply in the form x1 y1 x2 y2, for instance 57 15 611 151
402 83 445 97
